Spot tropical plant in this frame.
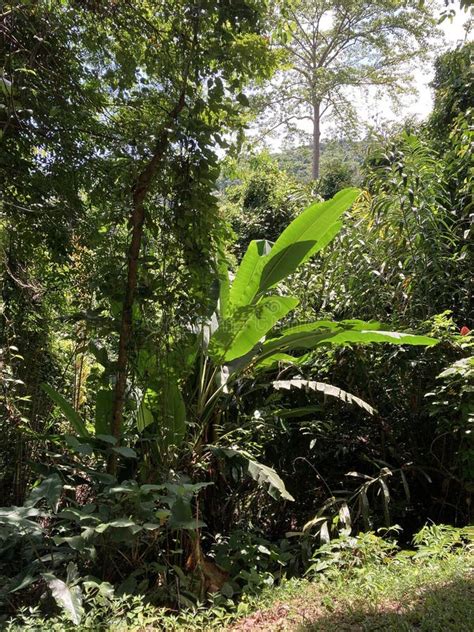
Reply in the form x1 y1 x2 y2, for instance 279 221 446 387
0 463 214 621
426 350 474 495
39 188 437 527
111 188 437 525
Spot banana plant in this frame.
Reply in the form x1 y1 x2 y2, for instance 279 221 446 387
136 187 437 499
43 188 437 500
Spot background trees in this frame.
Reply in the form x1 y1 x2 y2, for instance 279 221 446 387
263 0 438 179
0 0 277 493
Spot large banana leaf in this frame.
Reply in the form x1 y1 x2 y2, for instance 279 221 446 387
273 379 375 415
258 188 360 292
255 352 305 370
261 320 437 357
226 190 358 312
209 295 299 363
227 239 272 312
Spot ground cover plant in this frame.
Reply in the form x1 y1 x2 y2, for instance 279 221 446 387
3 524 473 630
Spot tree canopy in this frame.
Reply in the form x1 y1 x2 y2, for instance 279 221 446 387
262 0 438 178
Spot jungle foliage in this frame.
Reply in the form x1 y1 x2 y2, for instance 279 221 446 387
0 0 472 628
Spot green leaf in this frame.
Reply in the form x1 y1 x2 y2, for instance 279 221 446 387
262 320 437 356
302 220 343 262
258 188 360 291
142 522 162 530
136 399 154 432
53 535 86 551
41 384 89 438
25 474 63 512
159 380 186 450
0 506 44 534
64 435 94 455
111 446 137 458
215 448 294 502
95 434 117 445
8 570 40 594
43 571 84 625
228 239 272 311
255 352 310 370
209 296 299 363
169 496 205 530
247 459 294 502
0 76 13 96
108 518 139 528
95 390 113 435
273 379 375 415
94 519 142 534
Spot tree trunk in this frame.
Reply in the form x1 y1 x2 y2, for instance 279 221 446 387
312 101 320 180
108 91 186 474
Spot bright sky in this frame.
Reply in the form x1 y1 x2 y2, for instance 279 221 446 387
379 8 472 123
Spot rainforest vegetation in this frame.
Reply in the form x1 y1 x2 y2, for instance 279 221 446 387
0 1 473 630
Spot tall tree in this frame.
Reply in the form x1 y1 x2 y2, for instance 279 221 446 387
266 0 438 179
102 0 276 471
1 0 277 477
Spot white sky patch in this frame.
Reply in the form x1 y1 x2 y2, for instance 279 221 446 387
366 9 472 125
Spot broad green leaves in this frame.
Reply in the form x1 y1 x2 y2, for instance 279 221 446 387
258 188 360 291
25 473 63 512
273 379 375 415
227 239 272 312
209 187 436 375
262 320 437 357
43 563 84 625
226 189 359 312
210 189 361 363
210 296 299 362
0 506 44 534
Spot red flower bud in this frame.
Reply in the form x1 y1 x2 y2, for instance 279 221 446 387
460 326 471 336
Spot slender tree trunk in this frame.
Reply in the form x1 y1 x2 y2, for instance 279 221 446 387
108 91 186 474
312 101 320 180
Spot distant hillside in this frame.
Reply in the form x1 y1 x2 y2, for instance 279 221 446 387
273 140 366 183
273 144 313 182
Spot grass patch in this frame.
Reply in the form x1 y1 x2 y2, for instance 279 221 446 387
228 547 473 631
5 531 473 631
